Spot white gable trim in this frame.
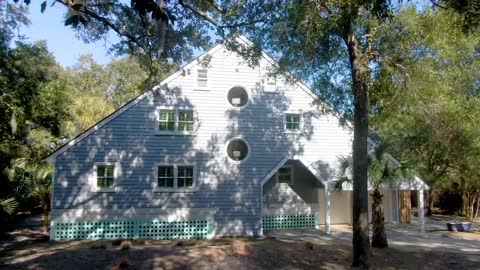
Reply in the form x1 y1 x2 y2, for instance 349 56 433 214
45 43 224 162
261 155 325 186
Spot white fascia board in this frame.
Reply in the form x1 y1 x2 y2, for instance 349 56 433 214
45 43 224 163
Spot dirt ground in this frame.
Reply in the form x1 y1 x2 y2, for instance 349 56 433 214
1 229 479 270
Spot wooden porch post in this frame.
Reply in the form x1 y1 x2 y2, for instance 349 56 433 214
418 189 425 232
325 189 331 234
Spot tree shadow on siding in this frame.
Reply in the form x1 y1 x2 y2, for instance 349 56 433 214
52 80 336 238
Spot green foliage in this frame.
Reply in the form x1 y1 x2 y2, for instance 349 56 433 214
334 142 410 191
0 197 19 215
62 55 175 135
371 8 480 190
440 0 480 31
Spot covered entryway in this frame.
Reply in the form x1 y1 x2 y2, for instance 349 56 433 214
261 158 325 233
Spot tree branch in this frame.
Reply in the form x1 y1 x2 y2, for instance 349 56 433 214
54 0 148 52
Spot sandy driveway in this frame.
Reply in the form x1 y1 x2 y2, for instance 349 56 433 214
265 215 480 263
1 215 479 269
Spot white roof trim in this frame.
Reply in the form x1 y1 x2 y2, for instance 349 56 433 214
261 156 325 185
325 175 429 191
45 43 225 162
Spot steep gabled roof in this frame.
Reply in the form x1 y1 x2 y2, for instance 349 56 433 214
45 36 336 162
45 42 225 162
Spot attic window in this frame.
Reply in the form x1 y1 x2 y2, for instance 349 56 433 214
286 113 301 130
277 165 294 184
197 69 208 88
264 76 277 92
227 86 249 108
226 137 250 162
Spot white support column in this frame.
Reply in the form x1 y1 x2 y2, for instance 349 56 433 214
325 189 331 234
418 190 425 233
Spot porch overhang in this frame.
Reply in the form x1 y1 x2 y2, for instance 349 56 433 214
261 155 326 186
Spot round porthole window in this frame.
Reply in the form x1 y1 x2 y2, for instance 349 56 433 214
227 86 249 108
226 138 250 162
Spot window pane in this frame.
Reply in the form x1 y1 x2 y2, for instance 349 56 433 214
97 165 114 188
159 110 175 132
159 110 174 121
158 166 174 188
286 114 301 130
178 111 193 121
178 110 194 132
226 139 249 161
106 166 114 178
197 80 207 88
178 166 194 188
178 122 193 132
197 70 207 78
197 70 207 87
278 175 291 183
97 166 105 178
227 87 248 107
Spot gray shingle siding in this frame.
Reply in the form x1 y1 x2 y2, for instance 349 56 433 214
52 45 353 236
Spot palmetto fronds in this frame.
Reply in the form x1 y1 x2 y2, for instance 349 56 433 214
0 197 19 215
332 142 410 190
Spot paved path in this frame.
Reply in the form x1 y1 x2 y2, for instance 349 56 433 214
266 216 480 255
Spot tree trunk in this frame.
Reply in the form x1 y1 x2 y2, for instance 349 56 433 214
371 188 388 248
346 30 371 268
426 189 433 216
43 205 49 233
473 195 479 220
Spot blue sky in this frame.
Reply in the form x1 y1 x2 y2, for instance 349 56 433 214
18 1 429 68
20 2 117 67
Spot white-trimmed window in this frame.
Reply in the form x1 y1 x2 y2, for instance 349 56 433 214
277 165 294 184
96 164 115 189
177 166 194 188
227 86 249 108
225 137 250 162
157 165 174 188
157 108 195 134
178 110 194 132
155 164 195 191
158 109 175 132
285 113 301 131
264 76 277 92
197 69 208 88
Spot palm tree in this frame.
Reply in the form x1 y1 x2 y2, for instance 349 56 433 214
11 158 52 232
335 142 409 248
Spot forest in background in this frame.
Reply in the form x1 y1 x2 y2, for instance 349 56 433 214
0 1 479 239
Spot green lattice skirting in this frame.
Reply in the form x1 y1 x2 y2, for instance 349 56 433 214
262 214 317 230
52 220 212 240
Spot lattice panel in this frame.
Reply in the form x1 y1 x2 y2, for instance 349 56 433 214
53 220 211 240
262 214 316 230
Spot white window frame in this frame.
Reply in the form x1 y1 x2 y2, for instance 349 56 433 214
154 163 197 192
226 85 250 110
195 69 209 90
284 112 303 133
156 106 196 135
224 137 251 163
158 108 176 133
264 75 277 92
156 164 175 189
276 165 294 185
93 162 120 192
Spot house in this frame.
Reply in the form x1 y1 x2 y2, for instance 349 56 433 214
46 37 428 240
